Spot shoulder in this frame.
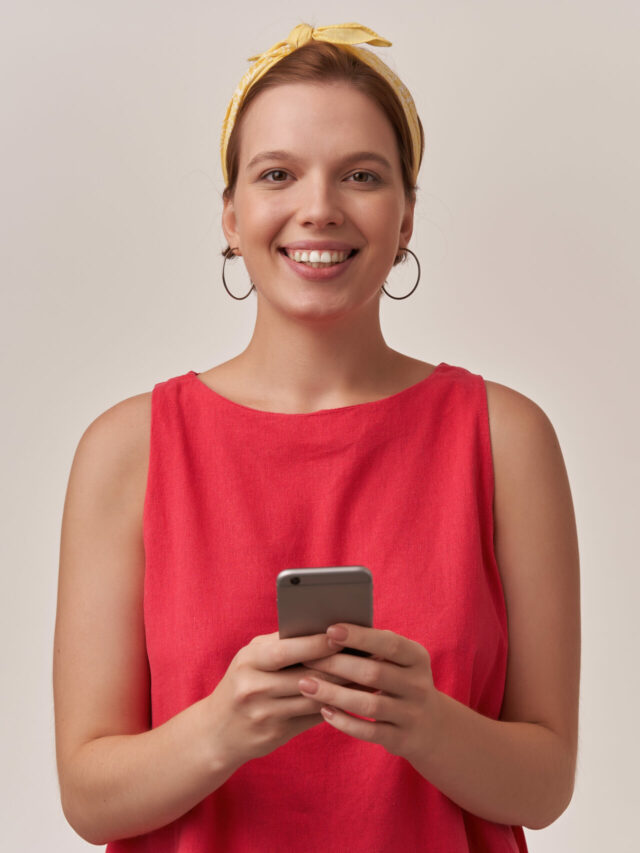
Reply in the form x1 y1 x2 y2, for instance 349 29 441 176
484 377 556 445
482 377 568 496
69 391 152 518
79 390 152 467
482 377 571 538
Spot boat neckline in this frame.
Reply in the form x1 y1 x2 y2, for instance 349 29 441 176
187 362 447 417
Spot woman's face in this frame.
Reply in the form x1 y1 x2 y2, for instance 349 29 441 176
222 81 415 320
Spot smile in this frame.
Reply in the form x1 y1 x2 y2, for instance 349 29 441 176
280 248 357 268
278 248 359 281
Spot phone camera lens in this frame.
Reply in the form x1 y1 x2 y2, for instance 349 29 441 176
290 577 300 585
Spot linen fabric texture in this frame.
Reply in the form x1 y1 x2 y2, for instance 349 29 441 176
105 362 529 852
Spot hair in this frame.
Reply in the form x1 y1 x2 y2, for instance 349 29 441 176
221 40 425 275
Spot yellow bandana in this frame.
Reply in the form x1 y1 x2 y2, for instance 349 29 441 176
220 22 422 187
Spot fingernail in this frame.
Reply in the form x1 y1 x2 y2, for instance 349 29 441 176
327 625 348 642
298 678 318 694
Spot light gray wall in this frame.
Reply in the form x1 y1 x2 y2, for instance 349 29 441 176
2 1 638 849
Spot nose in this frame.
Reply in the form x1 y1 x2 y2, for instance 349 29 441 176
295 173 345 229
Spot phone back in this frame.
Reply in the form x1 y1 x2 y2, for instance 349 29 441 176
277 565 373 638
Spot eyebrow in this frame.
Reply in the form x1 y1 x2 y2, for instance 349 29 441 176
246 149 394 172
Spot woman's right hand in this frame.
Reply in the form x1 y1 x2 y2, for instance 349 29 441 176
203 631 348 769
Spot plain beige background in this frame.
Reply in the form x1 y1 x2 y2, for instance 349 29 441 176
1 0 638 849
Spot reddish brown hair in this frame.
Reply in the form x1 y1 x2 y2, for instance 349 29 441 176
221 40 425 270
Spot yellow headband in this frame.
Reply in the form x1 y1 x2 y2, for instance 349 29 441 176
220 22 422 187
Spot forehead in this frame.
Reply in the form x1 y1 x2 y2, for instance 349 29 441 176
237 81 400 166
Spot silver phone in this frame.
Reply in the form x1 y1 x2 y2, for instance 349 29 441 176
277 565 373 659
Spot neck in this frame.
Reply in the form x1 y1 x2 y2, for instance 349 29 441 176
221 294 410 412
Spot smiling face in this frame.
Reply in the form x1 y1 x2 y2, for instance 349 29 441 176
222 81 415 320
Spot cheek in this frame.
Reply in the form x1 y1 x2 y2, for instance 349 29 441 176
246 204 289 247
368 220 403 261
355 195 403 241
233 188 285 238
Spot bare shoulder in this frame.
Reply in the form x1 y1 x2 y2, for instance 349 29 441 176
482 377 581 819
73 390 153 512
82 389 152 460
482 377 572 507
483 378 578 563
484 378 553 438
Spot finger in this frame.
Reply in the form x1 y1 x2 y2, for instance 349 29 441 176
319 705 395 745
279 694 331 718
252 632 340 671
326 624 420 667
273 665 354 695
297 676 398 723
271 680 362 700
305 669 353 688
269 663 379 699
301 651 406 697
301 664 380 693
288 711 326 738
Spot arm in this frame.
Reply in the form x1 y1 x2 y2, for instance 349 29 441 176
64 700 236 845
410 381 581 829
409 691 573 830
53 395 237 845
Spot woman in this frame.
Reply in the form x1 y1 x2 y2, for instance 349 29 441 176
53 22 580 852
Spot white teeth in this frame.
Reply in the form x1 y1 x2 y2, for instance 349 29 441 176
284 248 351 265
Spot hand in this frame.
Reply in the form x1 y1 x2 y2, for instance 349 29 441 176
298 624 442 763
204 630 352 771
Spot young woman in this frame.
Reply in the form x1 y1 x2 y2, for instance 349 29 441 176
53 22 580 852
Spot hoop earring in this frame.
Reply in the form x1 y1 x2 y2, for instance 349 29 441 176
222 250 255 300
381 247 421 300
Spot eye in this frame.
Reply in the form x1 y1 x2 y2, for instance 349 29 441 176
349 171 379 184
261 169 290 182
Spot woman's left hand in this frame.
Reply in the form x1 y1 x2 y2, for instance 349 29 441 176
299 623 442 763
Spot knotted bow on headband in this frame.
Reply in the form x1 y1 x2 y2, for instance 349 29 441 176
220 22 422 187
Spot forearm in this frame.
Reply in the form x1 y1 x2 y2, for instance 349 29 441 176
62 695 238 845
409 689 573 830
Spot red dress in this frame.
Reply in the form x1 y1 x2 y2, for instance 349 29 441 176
106 362 529 852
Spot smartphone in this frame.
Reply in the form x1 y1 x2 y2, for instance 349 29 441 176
277 565 373 659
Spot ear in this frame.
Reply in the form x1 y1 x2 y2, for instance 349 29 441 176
222 193 242 255
398 192 416 251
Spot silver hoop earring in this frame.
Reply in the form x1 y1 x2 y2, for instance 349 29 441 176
381 247 421 300
222 250 255 300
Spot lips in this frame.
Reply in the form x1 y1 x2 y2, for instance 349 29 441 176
278 245 359 282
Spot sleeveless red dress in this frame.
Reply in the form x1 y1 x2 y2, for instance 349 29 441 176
106 362 529 852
